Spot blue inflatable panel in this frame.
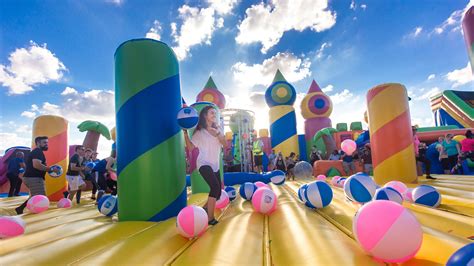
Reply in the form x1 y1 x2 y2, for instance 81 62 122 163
425 143 444 174
185 174 191 187
298 134 307 162
223 171 283 186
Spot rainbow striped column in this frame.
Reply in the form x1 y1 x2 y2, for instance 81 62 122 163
115 39 186 221
462 6 474 73
32 115 68 201
367 83 417 184
265 70 299 157
189 102 222 194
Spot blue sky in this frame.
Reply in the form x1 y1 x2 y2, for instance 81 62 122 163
0 0 473 156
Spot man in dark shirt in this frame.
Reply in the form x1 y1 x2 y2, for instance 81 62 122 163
15 136 59 214
65 145 86 203
360 144 373 175
7 151 26 197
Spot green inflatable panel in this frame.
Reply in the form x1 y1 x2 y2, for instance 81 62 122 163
326 167 341 177
336 123 347 132
350 122 363 131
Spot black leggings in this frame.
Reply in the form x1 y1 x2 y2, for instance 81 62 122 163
7 172 22 197
199 165 222 199
416 155 431 175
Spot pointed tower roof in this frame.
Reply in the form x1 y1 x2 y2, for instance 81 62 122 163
272 69 286 83
308 79 322 93
204 76 217 89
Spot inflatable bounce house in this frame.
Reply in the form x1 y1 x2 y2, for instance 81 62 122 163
0 7 473 265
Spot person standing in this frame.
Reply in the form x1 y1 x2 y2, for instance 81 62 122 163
15 136 59 214
442 133 461 174
7 151 26 197
65 145 87 203
274 152 286 172
286 152 296 180
309 146 322 166
360 144 373 175
329 150 340 161
413 126 435 179
341 151 356 176
461 130 474 160
267 150 276 171
184 106 225 226
253 138 264 173
93 149 117 202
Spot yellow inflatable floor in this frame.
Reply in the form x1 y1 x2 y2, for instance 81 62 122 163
0 175 473 265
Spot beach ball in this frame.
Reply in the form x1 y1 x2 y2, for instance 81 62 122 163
97 195 118 216
48 165 63 178
109 171 117 181
336 177 347 187
353 200 423 263
177 107 199 129
239 182 257 200
374 187 403 205
344 173 377 203
293 161 313 179
298 184 308 202
412 185 441 208
216 190 229 209
255 181 269 189
27 195 50 213
270 171 285 185
252 188 277 214
224 186 237 201
0 216 25 239
331 176 342 186
304 181 333 208
19 168 25 174
446 243 474 266
57 198 72 208
404 188 414 202
316 174 326 181
341 139 357 155
176 205 208 238
384 181 408 195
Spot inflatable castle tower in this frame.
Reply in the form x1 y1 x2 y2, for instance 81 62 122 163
300 79 333 159
265 70 299 157
196 76 226 109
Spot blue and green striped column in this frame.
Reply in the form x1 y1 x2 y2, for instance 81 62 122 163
115 39 186 221
189 102 223 194
265 69 299 157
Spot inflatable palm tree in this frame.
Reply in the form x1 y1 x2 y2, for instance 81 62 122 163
77 120 111 151
312 127 337 159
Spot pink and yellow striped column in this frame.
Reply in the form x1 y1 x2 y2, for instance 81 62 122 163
32 115 69 201
367 84 417 184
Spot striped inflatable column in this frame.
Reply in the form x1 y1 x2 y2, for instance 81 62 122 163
462 6 474 73
115 39 186 221
265 70 299 157
32 115 68 201
189 102 222 194
367 83 417 184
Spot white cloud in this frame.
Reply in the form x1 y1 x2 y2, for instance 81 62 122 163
404 26 423 39
350 0 356 10
171 0 237 60
145 20 162 41
416 87 441 100
329 89 353 104
21 111 36 118
235 0 336 53
0 41 67 95
360 4 367 10
232 52 311 88
0 133 30 154
106 0 123 5
445 62 474 88
433 0 473 35
316 42 332 59
15 124 31 134
61 86 78 96
427 74 436 80
207 0 239 15
22 87 115 124
322 84 333 93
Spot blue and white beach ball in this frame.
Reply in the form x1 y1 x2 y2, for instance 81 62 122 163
97 195 118 216
412 185 441 208
374 187 403 205
298 184 308 202
270 170 285 185
343 173 377 203
224 186 237 201
239 182 257 200
304 181 333 208
177 107 199 129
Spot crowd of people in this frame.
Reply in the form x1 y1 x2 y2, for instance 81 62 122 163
6 136 117 214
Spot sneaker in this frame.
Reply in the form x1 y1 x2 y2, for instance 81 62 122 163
208 219 219 226
15 207 23 215
426 175 437 180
